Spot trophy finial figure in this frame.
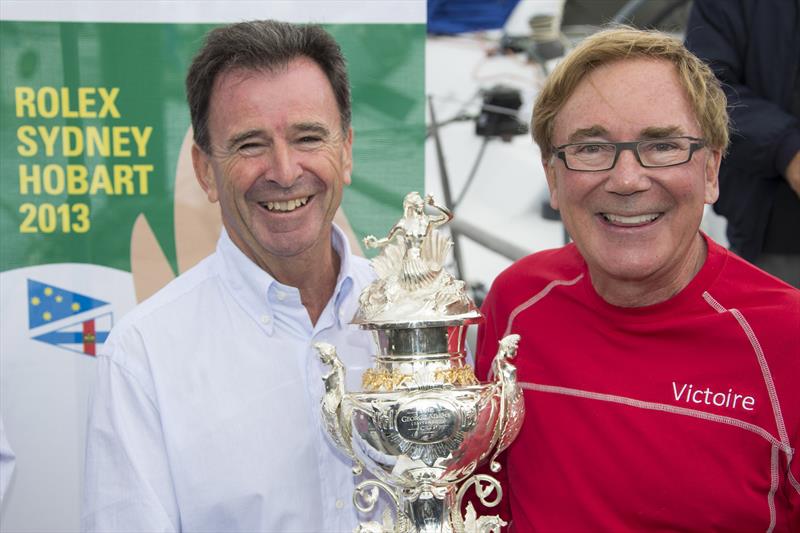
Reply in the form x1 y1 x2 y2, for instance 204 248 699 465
356 193 476 323
363 192 453 291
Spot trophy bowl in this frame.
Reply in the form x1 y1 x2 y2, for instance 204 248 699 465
348 384 500 489
316 193 524 533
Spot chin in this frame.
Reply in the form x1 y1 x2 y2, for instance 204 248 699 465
259 231 321 258
592 251 666 282
605 266 661 283
256 239 309 258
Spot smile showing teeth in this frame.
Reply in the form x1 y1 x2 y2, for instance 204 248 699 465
602 213 660 225
261 196 309 212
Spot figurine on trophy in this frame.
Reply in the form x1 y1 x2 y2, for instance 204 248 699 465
363 191 452 291
359 192 473 324
315 192 524 533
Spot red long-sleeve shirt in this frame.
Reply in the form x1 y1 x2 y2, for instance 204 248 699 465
476 235 800 532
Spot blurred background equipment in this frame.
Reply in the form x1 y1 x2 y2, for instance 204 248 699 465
475 85 527 140
428 81 532 296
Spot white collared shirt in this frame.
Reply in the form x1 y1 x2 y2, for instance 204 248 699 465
82 226 376 532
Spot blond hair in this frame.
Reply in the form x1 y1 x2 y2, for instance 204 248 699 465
532 26 728 158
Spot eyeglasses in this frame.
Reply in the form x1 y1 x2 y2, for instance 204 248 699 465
553 136 706 172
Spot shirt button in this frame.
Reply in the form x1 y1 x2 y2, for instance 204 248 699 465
260 315 271 324
276 291 287 301
335 499 345 509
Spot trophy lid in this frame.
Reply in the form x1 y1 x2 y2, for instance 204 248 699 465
352 305 483 330
354 192 482 330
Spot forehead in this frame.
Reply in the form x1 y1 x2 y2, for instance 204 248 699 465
207 57 341 138
553 58 700 142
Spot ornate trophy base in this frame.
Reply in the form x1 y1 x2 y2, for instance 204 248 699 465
353 473 507 533
318 326 522 533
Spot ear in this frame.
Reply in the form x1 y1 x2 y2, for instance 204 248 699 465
341 127 353 185
192 143 219 203
543 156 559 210
703 148 722 204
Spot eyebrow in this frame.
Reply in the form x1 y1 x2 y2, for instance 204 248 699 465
638 126 685 139
291 122 331 137
224 121 333 152
567 126 610 143
226 129 266 151
564 125 687 144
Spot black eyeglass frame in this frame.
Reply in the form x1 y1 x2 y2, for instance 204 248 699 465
552 136 707 171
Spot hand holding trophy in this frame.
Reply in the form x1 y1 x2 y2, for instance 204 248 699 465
316 192 524 533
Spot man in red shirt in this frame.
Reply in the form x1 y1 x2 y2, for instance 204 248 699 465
477 27 800 531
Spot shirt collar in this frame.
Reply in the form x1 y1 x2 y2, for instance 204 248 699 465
331 225 356 326
216 224 358 332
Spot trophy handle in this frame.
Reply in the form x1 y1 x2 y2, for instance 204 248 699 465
314 342 363 475
488 334 524 472
452 474 507 533
352 479 416 533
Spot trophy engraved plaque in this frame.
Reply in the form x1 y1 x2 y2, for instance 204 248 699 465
316 192 524 533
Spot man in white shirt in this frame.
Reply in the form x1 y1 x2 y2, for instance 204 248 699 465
82 20 376 532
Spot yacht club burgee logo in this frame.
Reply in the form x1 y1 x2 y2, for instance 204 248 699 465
27 279 112 356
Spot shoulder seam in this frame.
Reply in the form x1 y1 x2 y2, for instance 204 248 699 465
503 273 583 337
123 268 221 327
701 291 791 449
95 348 160 413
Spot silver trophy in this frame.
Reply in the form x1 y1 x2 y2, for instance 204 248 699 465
316 192 524 533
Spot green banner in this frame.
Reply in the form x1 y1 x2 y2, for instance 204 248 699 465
0 21 425 274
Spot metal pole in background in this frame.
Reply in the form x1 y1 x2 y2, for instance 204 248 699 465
427 95 465 280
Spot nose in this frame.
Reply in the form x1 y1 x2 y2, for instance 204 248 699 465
267 140 302 187
604 147 650 195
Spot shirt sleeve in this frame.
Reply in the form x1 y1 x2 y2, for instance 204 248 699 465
81 327 180 532
684 0 800 178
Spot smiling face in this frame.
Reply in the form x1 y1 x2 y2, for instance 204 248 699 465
545 58 721 306
192 57 352 270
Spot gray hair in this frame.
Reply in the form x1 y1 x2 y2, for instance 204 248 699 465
186 20 351 153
